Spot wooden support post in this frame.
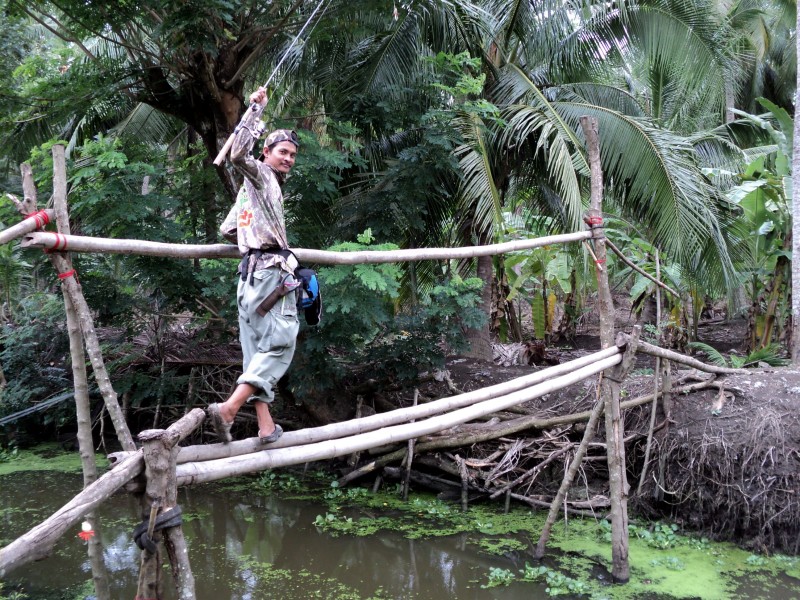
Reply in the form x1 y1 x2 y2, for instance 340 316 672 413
12 157 112 597
402 389 419 501
655 359 673 501
49 147 99 488
534 330 640 561
136 409 204 600
457 455 469 512
16 150 136 452
52 148 114 599
637 250 662 496
580 115 630 583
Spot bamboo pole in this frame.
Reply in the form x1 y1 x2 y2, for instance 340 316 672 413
45 149 136 451
52 150 113 599
49 148 99 488
111 346 619 465
16 156 134 451
0 451 144 577
635 339 748 374
175 356 622 486
581 116 629 583
5 360 717 577
9 158 112 598
20 230 592 264
0 208 55 245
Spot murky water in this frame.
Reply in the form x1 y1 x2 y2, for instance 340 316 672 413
1 471 550 599
2 471 799 599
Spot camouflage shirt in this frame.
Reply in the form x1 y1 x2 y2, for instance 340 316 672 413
220 102 293 274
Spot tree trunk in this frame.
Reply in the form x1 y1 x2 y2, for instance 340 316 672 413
465 254 494 360
792 11 800 364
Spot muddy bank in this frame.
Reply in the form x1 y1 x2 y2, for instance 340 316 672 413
646 369 800 554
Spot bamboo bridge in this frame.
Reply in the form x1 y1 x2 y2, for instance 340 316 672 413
0 120 743 598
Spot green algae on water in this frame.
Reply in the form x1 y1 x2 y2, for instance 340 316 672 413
234 557 395 600
253 472 800 600
0 443 105 477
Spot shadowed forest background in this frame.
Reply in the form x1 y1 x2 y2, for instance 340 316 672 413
0 0 795 450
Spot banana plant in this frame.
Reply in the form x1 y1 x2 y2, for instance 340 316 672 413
726 100 791 351
500 212 585 341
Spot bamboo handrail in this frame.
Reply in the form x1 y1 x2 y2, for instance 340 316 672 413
0 209 55 245
20 230 592 264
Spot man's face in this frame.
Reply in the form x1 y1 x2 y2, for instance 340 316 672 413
263 141 298 174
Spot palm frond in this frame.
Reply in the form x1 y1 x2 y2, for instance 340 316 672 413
454 112 503 238
743 344 790 367
550 82 646 117
553 101 736 287
687 341 729 366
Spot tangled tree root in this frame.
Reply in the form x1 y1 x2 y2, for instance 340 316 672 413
653 385 800 554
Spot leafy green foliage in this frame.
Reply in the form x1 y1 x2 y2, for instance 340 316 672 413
0 244 32 320
630 522 680 549
284 121 367 251
67 136 182 240
481 567 515 588
519 564 590 596
290 231 485 397
0 293 71 428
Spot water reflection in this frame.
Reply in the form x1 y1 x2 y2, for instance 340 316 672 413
2 471 542 599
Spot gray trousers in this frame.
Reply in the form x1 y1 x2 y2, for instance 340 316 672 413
236 267 299 403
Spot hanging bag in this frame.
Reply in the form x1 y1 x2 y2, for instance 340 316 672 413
295 267 321 325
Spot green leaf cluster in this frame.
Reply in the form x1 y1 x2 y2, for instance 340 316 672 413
0 293 71 429
290 233 485 396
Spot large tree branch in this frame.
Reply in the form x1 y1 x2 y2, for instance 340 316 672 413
13 3 96 60
227 0 306 87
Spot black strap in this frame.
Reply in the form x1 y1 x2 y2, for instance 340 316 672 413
240 247 298 285
132 505 183 553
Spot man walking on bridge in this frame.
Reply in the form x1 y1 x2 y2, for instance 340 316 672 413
208 86 301 445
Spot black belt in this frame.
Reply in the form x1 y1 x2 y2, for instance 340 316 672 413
240 248 296 284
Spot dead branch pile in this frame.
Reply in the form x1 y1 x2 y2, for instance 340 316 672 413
336 368 800 555
339 376 620 516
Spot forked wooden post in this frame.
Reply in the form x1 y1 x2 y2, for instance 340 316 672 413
580 115 630 582
534 330 639 562
136 409 204 600
13 153 112 596
23 145 137 452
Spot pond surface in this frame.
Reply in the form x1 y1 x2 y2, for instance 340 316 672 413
1 471 551 599
1 469 799 600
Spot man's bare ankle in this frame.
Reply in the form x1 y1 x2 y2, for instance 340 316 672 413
219 404 235 423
